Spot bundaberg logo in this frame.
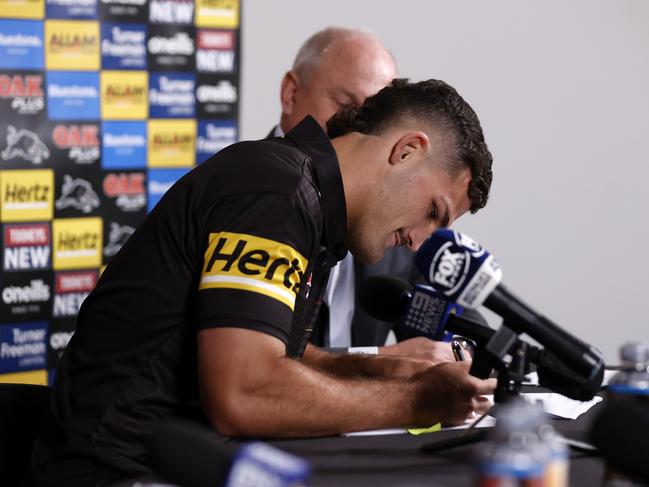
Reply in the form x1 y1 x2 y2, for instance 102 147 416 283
200 232 307 310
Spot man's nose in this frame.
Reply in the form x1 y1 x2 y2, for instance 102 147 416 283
407 222 439 252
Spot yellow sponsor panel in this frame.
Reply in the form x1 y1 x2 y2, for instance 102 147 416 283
0 369 47 385
195 0 239 28
0 0 44 19
0 169 53 222
200 231 308 310
52 217 102 270
45 20 100 71
101 71 148 120
148 119 196 167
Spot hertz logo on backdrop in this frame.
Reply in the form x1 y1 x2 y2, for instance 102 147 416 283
200 232 307 311
100 70 148 120
0 0 44 19
0 170 53 222
195 0 239 28
45 20 100 70
52 217 102 270
147 119 195 167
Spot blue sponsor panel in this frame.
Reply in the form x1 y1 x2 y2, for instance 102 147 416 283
101 120 146 169
46 0 99 19
0 20 44 70
46 71 100 120
149 72 194 118
147 168 189 212
196 119 237 164
101 22 146 70
0 321 48 373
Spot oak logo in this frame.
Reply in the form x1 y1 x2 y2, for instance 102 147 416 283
52 217 102 270
0 74 44 115
52 124 100 164
200 232 308 310
103 172 145 212
3 223 51 271
53 270 96 317
1 126 50 165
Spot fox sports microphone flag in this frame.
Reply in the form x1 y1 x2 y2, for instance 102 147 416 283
414 229 502 308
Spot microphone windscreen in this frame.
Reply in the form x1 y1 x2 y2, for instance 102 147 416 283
358 275 411 321
590 399 649 481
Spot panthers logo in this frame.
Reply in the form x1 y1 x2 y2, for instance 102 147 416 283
103 222 135 257
1 125 50 164
55 175 100 214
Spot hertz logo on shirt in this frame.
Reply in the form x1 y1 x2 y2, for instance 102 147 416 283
200 232 307 311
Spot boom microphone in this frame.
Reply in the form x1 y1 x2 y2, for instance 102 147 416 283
414 229 604 381
146 419 311 487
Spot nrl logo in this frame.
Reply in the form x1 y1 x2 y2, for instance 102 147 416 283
1 125 50 164
55 175 100 214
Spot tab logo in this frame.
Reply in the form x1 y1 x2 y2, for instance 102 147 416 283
103 172 146 212
149 72 195 118
3 223 51 271
45 20 100 70
52 124 100 164
200 232 308 311
0 20 44 70
195 0 239 28
53 270 97 317
1 170 54 222
1 126 50 165
101 22 147 70
0 74 45 115
148 119 196 167
53 217 102 269
101 70 148 119
149 0 193 24
55 175 100 214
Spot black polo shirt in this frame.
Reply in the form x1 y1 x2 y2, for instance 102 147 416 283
33 116 347 484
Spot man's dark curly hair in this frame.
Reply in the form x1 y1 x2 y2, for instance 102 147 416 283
326 79 493 213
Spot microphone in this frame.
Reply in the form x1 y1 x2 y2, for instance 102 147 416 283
358 275 463 341
591 399 649 482
146 419 311 487
414 229 604 381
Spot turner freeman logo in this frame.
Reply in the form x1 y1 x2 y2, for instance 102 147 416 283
104 222 135 256
1 126 50 165
53 270 96 317
55 175 100 213
101 23 147 69
0 322 47 373
200 232 308 311
103 172 146 211
149 73 195 117
3 223 51 271
0 74 45 115
52 124 100 164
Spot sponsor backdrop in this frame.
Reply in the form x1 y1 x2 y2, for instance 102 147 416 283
0 0 241 385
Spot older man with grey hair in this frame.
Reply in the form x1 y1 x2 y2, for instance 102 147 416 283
271 27 455 363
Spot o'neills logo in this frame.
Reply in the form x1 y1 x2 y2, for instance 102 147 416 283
430 242 469 294
200 232 308 311
103 172 145 211
104 83 146 103
0 74 44 115
196 30 234 50
3 223 51 271
53 270 96 317
197 80 236 103
52 124 100 164
2 280 50 305
148 32 193 55
48 32 98 53
153 133 192 151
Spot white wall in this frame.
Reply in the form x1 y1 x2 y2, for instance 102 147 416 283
240 0 649 362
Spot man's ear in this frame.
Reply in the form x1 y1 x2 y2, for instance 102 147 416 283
280 71 299 115
388 131 430 165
